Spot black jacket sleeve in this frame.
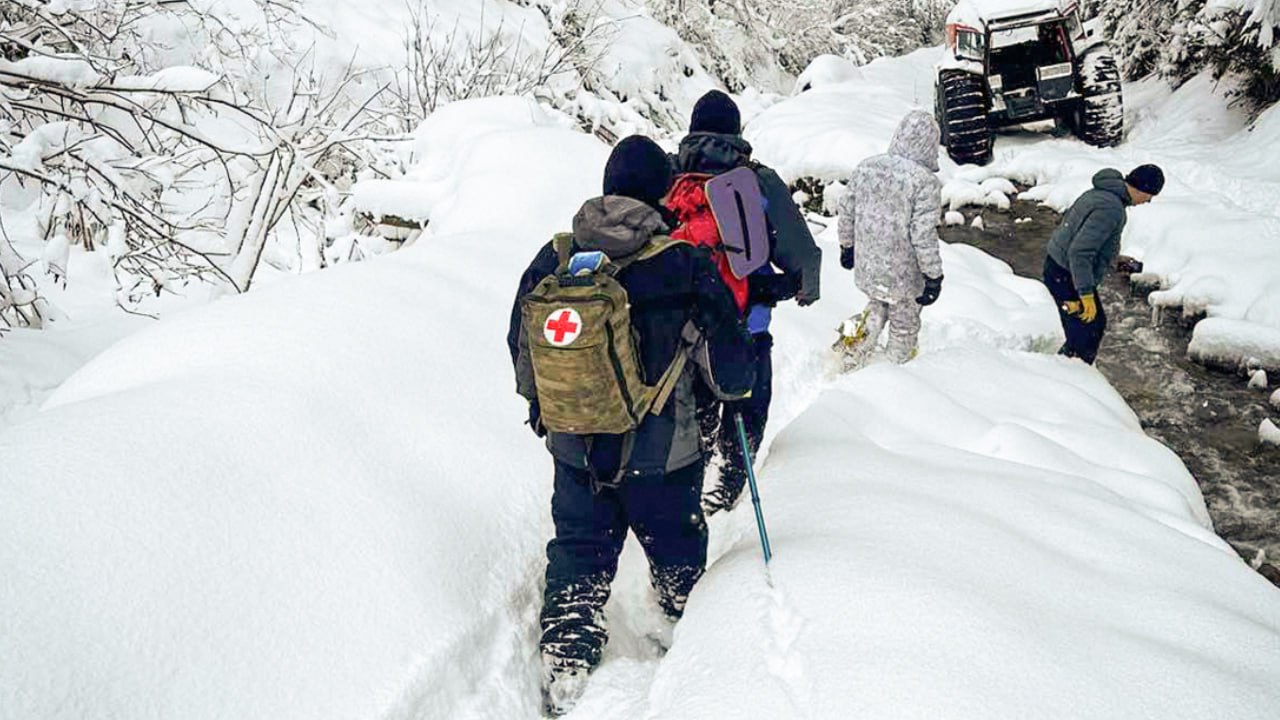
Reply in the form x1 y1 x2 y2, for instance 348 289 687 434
686 247 755 399
508 241 559 400
755 165 822 303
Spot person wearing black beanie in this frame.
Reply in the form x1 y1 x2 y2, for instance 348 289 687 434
1043 163 1165 364
689 90 742 135
670 89 823 516
602 135 674 210
1125 163 1164 202
507 133 755 716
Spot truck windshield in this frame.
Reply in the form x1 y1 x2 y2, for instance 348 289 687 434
990 22 1070 62
958 29 986 58
990 25 1038 49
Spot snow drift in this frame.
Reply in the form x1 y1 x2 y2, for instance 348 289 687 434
2 94 1278 720
632 349 1280 720
0 98 605 720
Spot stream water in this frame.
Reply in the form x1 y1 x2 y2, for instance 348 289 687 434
940 199 1280 586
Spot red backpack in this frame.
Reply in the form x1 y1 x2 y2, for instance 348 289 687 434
663 167 770 312
665 173 746 310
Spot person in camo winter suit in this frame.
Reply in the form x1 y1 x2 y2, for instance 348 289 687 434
507 136 754 716
837 110 945 365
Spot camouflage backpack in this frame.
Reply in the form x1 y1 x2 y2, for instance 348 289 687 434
521 233 689 435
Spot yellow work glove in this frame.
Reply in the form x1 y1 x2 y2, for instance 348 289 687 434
1064 293 1098 323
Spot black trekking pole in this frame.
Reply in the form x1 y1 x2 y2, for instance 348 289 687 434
733 412 772 564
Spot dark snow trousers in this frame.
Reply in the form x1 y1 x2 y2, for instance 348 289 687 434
540 459 708 669
695 332 773 512
1044 257 1107 365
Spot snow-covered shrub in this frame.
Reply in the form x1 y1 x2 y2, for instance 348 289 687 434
0 0 404 316
1 0 737 325
1102 0 1280 105
648 0 952 90
0 230 49 330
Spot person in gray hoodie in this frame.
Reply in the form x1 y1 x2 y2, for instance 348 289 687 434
836 110 945 366
508 136 754 716
1043 164 1163 364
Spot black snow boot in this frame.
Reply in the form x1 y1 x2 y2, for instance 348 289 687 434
650 563 704 621
541 652 591 717
702 462 746 515
540 574 611 668
539 573 611 715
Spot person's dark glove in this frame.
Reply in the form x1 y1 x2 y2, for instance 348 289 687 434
796 274 820 307
839 245 855 270
747 273 800 306
527 400 546 438
916 275 943 306
1115 256 1144 274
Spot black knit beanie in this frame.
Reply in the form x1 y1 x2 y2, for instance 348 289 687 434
690 90 741 135
603 135 674 208
1126 164 1165 195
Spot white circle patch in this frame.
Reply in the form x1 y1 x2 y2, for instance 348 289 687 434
543 308 583 346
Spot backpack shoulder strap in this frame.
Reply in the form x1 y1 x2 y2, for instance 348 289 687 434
552 232 575 272
646 345 690 417
612 235 688 272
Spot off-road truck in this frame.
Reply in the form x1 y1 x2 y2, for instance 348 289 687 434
935 0 1124 165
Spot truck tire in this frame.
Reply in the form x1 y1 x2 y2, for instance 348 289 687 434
1077 50 1123 147
936 70 992 166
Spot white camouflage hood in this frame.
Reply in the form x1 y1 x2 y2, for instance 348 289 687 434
888 110 941 173
838 110 945 304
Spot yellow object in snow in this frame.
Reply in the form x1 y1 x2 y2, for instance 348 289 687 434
832 308 871 352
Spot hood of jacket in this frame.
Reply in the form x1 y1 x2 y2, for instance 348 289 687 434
571 196 669 259
1092 168 1131 205
888 110 941 172
675 132 753 175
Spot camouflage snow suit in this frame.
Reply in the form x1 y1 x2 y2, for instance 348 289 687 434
837 110 944 364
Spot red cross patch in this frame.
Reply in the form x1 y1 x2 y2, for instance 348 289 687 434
543 308 582 346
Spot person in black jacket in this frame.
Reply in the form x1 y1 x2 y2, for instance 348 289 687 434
672 90 822 514
507 136 754 716
1043 164 1163 364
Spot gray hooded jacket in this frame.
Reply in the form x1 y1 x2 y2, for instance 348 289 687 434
1045 169 1130 295
838 110 944 302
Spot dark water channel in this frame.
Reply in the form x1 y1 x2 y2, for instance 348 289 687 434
940 199 1280 587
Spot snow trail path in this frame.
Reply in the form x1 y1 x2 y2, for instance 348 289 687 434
530 210 1068 717
554 336 835 720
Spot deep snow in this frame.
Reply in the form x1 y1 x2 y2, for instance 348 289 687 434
3 93 1278 720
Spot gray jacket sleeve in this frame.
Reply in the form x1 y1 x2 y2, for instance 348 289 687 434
837 186 855 249
909 175 944 280
1068 209 1122 294
756 166 822 302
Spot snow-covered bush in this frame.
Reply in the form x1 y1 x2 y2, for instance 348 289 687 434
1102 0 1280 104
0 0 403 319
648 0 952 90
1 0 735 328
